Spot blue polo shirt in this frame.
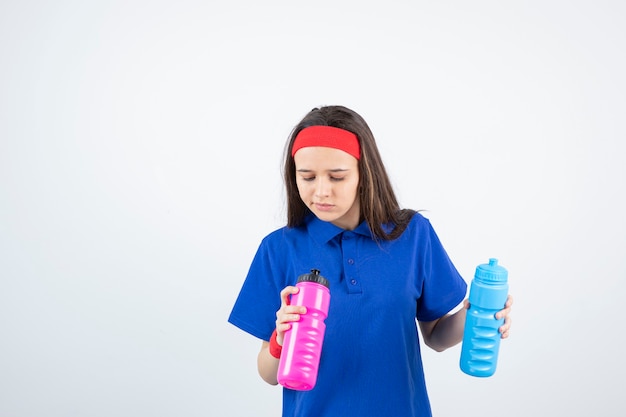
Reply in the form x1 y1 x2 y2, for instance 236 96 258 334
228 213 467 417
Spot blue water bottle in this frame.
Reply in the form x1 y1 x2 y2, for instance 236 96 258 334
460 258 509 377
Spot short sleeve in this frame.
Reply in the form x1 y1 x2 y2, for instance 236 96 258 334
227 236 283 341
415 220 468 322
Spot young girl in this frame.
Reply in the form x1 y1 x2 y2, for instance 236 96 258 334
228 105 513 417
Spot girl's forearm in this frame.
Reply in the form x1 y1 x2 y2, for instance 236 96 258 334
257 341 280 385
420 306 467 352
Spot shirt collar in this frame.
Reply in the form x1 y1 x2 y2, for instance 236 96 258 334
305 214 376 244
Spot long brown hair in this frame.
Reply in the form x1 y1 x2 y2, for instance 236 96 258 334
283 105 415 240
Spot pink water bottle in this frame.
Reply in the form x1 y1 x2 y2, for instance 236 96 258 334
277 269 331 391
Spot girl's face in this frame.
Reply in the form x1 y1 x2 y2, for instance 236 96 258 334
294 146 360 230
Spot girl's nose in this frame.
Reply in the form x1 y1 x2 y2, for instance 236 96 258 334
314 178 330 197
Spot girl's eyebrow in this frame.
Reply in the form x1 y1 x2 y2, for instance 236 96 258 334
296 168 350 173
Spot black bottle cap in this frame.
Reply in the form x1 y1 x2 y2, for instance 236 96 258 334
297 268 330 288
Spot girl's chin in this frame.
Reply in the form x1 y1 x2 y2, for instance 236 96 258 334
311 209 341 223
312 210 336 221
313 212 357 230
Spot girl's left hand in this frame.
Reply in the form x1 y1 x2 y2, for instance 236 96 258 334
496 295 514 339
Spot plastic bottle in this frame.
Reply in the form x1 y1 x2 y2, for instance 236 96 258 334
277 269 331 391
460 258 509 377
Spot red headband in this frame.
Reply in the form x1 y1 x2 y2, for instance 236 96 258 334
291 125 360 160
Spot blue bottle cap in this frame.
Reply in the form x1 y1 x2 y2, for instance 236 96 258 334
475 258 508 283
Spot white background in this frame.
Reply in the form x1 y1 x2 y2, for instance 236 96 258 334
1 1 625 416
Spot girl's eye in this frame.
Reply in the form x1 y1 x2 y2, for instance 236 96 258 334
299 175 345 182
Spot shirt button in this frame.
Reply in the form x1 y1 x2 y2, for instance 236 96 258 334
348 259 354 265
350 279 357 285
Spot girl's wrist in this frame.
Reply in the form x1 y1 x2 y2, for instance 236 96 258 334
269 329 282 359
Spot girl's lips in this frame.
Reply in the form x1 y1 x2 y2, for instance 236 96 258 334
314 203 334 212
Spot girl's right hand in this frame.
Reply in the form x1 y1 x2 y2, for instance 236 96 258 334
275 286 307 346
